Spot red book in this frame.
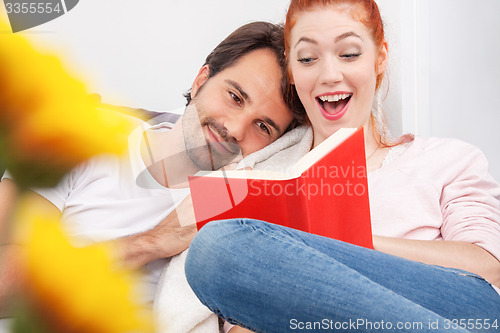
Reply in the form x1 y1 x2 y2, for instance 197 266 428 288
188 127 373 248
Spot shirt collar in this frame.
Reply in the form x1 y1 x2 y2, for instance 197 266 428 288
128 116 178 189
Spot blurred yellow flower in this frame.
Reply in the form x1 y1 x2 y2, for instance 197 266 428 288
0 18 134 187
1 18 154 332
13 198 154 333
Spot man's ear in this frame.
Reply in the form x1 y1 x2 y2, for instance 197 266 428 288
190 65 210 99
377 41 389 75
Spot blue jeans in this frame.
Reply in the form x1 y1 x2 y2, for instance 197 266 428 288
185 219 500 333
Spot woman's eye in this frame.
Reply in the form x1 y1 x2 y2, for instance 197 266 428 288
256 121 270 135
297 57 316 64
229 91 242 105
341 53 361 60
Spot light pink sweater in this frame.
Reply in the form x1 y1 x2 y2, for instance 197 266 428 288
369 137 500 264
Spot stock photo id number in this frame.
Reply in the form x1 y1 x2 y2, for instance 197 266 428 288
2 0 79 32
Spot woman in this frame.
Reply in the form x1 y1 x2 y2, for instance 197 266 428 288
185 1 500 332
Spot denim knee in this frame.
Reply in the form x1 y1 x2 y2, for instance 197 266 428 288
185 220 242 296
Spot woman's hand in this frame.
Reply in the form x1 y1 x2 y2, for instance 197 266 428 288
373 235 500 288
228 325 254 333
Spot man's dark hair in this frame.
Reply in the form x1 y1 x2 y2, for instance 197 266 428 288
184 21 306 130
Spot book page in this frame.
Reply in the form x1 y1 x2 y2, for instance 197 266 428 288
290 128 357 175
192 128 358 180
193 168 293 180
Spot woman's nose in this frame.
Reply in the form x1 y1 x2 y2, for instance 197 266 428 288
318 59 343 85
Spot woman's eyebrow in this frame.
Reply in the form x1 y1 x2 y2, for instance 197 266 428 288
294 36 317 48
294 31 363 48
335 31 363 42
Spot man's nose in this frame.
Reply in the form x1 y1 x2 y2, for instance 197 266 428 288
224 114 252 142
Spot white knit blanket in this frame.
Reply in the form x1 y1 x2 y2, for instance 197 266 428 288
154 125 312 333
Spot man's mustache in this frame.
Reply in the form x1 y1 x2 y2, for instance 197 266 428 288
203 118 240 154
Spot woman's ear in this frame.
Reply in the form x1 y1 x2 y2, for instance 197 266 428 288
190 65 210 99
377 41 389 75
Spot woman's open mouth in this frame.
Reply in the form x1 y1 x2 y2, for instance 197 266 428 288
317 93 352 121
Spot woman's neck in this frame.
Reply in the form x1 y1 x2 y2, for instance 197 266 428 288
364 125 389 172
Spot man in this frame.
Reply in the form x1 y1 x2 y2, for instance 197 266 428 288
0 21 303 314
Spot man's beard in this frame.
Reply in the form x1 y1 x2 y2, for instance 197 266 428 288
182 102 241 171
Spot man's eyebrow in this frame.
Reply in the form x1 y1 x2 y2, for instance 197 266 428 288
294 31 362 48
226 80 249 102
264 116 283 137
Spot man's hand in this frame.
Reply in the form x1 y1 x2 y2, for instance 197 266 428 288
0 179 19 244
0 244 25 317
113 195 197 270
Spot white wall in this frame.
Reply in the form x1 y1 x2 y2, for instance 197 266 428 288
362 0 500 181
1 0 291 111
428 0 500 181
394 0 500 181
373 0 404 136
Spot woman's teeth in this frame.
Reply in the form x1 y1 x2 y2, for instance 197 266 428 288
318 93 351 102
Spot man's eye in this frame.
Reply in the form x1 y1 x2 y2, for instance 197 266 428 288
229 91 242 105
256 121 270 135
